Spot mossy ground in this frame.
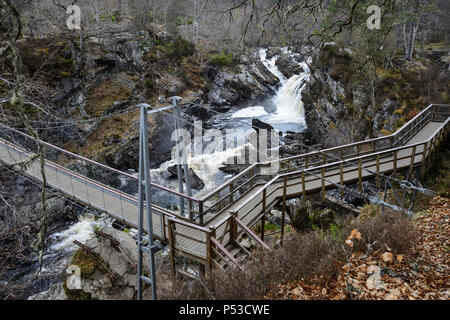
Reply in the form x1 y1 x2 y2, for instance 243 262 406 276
71 248 108 277
62 248 109 300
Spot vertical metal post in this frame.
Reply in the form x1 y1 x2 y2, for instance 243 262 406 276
171 97 193 219
137 104 157 300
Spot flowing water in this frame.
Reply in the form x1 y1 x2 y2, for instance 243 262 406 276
142 47 312 201
25 47 311 298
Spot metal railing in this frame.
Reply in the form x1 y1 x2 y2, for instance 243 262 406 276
197 104 448 224
0 104 448 272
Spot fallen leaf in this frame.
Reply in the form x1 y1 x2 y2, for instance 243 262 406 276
397 255 404 263
345 239 354 247
381 252 394 263
342 263 352 273
292 287 303 296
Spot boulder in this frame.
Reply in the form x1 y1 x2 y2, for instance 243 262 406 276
269 209 291 227
167 165 205 190
35 197 72 225
275 54 305 79
252 118 274 133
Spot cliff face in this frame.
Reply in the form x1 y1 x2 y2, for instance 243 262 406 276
302 43 450 148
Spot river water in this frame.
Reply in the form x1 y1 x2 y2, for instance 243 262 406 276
26 47 311 299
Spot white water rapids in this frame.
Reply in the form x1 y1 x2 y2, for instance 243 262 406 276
161 47 312 196
28 47 312 299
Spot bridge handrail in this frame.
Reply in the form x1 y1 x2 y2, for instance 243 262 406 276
229 111 450 218
0 123 201 204
0 135 204 237
199 104 447 217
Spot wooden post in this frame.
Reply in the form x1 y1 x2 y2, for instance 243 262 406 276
262 188 266 213
409 146 417 177
393 150 397 174
321 155 326 202
229 184 234 204
281 176 287 241
421 142 428 170
189 200 193 221
260 214 265 242
302 171 306 206
376 154 381 189
250 168 254 188
230 214 237 244
168 220 176 277
206 231 212 277
358 158 362 192
199 201 204 226
339 149 344 198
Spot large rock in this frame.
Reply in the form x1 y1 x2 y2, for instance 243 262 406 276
94 33 145 71
252 118 274 133
104 112 176 171
62 226 149 300
35 197 73 225
276 54 305 79
207 49 279 108
167 165 205 190
301 43 406 148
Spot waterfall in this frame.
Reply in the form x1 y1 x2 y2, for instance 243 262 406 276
259 48 311 128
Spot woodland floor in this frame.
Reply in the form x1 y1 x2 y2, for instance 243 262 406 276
271 196 450 300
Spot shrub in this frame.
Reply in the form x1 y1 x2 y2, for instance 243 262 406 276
208 50 233 67
163 208 418 300
346 209 417 255
168 37 195 59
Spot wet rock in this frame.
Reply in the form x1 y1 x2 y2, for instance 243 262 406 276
62 226 149 300
184 103 213 121
95 33 145 71
207 49 279 108
29 283 68 300
35 197 71 226
276 54 305 79
252 118 274 133
218 164 248 175
167 165 205 190
269 209 291 227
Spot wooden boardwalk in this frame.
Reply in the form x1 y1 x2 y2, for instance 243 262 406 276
0 104 448 269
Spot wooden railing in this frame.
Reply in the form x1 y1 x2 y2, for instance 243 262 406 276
229 110 450 222
196 104 447 224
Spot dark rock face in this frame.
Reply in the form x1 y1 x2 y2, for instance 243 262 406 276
207 49 279 108
104 112 175 171
301 42 402 148
280 130 317 158
276 55 304 79
184 103 213 121
167 165 205 190
95 34 145 71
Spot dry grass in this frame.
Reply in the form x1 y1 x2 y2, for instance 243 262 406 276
163 209 417 300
